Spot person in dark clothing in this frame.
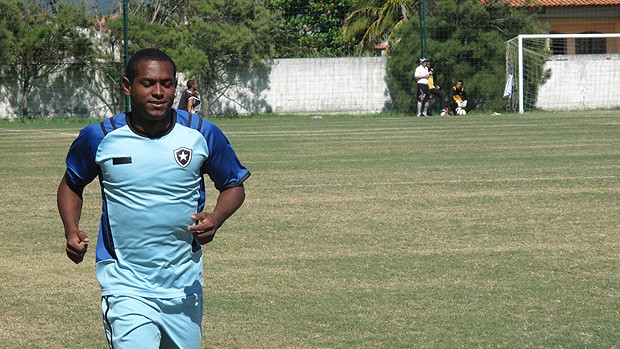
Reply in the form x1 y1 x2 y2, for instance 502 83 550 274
448 80 477 115
426 60 448 116
178 79 200 114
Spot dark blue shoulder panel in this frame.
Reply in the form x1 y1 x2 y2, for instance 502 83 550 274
65 114 127 188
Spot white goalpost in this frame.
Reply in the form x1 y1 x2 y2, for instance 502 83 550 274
505 33 620 114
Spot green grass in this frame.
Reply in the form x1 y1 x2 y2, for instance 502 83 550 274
1 110 619 348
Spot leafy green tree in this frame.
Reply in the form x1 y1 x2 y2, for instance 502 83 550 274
102 0 278 114
0 0 94 117
82 16 126 116
269 0 355 58
127 0 188 25
386 0 544 113
343 0 416 54
0 11 14 65
179 0 277 113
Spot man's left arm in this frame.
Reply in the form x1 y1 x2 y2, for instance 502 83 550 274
462 90 469 101
188 185 246 244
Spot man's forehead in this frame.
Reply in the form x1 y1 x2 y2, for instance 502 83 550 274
135 60 175 78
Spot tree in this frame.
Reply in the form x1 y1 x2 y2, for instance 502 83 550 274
343 0 416 54
182 0 278 113
269 0 356 58
0 0 94 117
128 0 189 25
102 0 279 115
111 0 277 114
386 0 544 113
80 15 126 116
0 13 14 65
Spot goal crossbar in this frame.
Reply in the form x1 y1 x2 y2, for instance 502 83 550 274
516 33 620 40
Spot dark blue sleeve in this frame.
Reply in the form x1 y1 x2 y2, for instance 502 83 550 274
65 123 104 188
200 121 250 190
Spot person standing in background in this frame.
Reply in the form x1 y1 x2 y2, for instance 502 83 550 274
426 59 448 116
414 57 431 117
178 79 201 115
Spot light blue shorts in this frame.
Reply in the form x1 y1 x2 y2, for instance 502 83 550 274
101 293 203 349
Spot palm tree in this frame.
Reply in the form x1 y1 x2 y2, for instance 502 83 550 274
343 0 417 54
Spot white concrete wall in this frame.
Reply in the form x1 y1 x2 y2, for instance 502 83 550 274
1 55 618 118
211 57 390 115
536 54 620 110
0 86 16 117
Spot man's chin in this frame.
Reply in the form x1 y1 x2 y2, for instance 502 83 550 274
145 108 172 121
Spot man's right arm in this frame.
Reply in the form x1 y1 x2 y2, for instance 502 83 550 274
57 174 90 264
187 97 194 114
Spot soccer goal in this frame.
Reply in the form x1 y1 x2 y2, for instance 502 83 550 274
505 33 620 113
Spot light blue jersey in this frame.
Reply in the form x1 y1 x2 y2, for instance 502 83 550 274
65 110 249 298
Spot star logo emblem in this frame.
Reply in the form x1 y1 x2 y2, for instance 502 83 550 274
174 147 192 168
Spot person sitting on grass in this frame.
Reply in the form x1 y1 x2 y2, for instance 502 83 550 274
448 80 477 115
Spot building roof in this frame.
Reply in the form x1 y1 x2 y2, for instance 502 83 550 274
505 0 620 6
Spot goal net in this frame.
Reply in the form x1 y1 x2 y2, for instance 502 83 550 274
505 34 620 113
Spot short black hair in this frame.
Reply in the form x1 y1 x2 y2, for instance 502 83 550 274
186 79 197 89
125 48 177 82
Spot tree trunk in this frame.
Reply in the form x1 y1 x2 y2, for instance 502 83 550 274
20 77 30 118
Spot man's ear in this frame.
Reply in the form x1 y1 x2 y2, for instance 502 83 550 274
175 77 178 88
121 76 131 96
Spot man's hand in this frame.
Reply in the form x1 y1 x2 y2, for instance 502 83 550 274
188 212 221 245
188 185 246 245
65 230 90 264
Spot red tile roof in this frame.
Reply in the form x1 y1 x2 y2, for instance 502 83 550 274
505 0 620 6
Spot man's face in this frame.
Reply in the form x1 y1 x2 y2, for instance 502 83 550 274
122 60 177 122
456 81 463 89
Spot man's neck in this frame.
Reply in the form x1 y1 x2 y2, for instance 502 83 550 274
127 110 175 138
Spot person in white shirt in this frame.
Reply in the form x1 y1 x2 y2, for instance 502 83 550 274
414 57 431 116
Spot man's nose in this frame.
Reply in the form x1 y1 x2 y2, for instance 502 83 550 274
153 84 164 96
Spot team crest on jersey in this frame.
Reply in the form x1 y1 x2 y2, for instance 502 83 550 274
174 147 192 168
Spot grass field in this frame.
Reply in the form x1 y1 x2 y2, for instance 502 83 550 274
0 111 619 348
